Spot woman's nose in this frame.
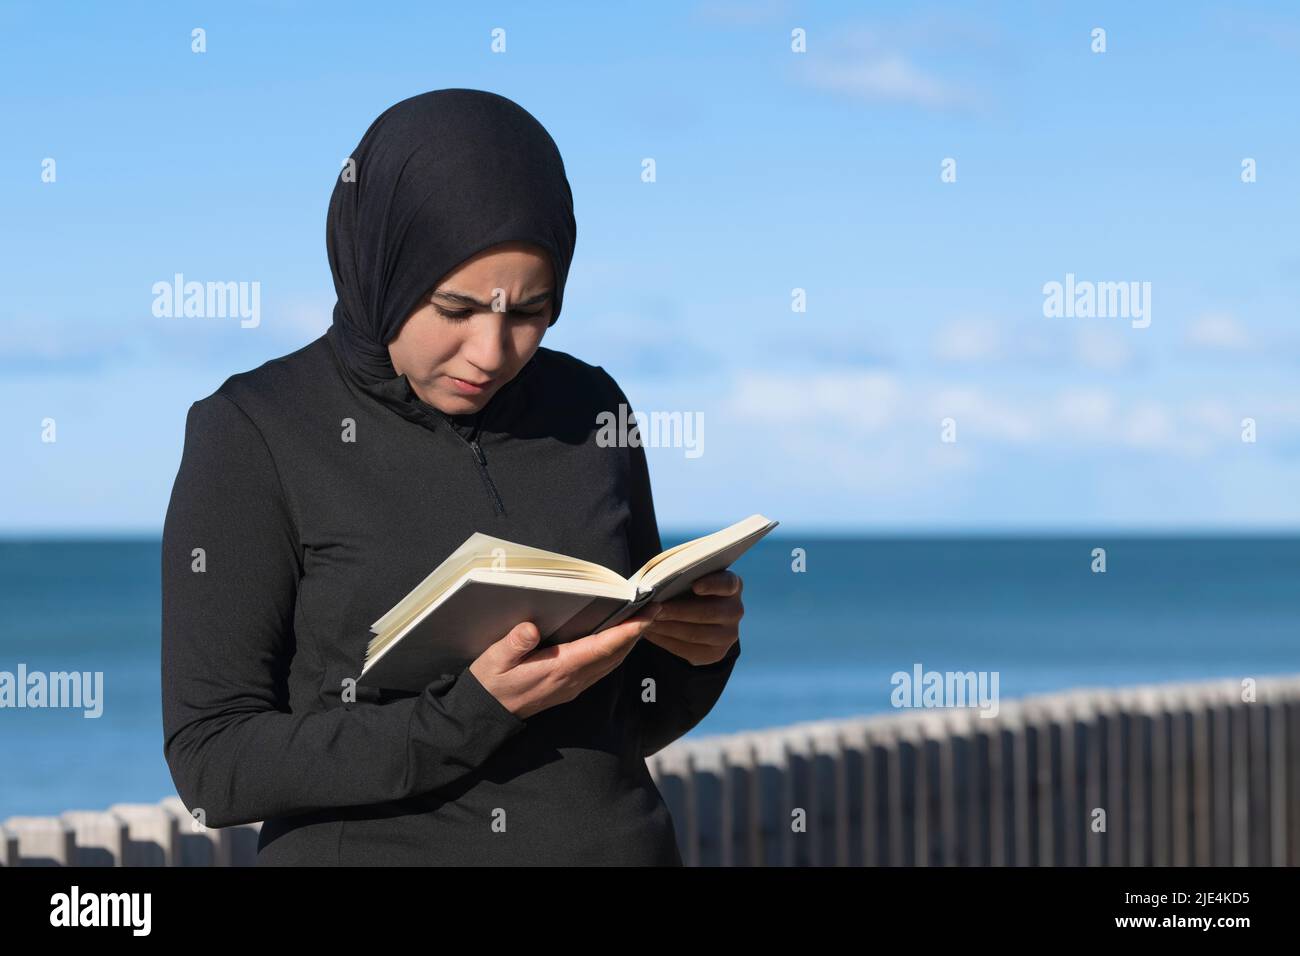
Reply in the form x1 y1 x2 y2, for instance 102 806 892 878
462 317 511 373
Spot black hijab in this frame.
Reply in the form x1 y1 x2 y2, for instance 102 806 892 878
324 89 577 417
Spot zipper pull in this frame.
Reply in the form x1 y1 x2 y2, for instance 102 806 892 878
470 440 486 466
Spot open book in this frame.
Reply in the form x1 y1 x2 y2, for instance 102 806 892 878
358 513 778 692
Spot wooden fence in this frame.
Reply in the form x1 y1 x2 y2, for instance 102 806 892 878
5 674 1297 866
648 674 1300 866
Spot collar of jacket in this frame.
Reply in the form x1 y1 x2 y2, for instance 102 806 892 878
324 325 538 437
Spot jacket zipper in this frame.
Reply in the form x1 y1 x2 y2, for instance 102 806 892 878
434 356 539 517
467 432 507 516
441 405 507 517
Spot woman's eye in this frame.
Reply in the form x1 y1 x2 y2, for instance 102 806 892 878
435 306 545 321
434 307 474 321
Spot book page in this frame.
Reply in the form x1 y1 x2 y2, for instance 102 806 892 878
371 532 628 635
631 514 776 591
365 569 636 663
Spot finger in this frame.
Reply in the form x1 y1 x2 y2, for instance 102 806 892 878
564 609 659 669
491 621 543 668
644 619 737 650
652 594 743 625
691 570 742 597
583 639 642 684
644 630 737 666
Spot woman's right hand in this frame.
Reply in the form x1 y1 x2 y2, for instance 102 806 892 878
469 604 663 720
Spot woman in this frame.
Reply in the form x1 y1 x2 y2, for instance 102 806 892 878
160 88 744 866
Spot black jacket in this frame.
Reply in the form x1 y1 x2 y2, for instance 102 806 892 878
160 328 740 865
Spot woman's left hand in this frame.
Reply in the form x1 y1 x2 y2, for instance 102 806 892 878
643 570 744 666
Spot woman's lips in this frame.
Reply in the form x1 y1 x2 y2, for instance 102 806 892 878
447 374 492 395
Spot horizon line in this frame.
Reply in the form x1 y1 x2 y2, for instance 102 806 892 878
2 526 1300 542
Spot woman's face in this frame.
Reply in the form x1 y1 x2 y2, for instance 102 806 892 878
388 241 554 415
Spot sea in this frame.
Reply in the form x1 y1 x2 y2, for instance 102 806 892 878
1 535 1296 818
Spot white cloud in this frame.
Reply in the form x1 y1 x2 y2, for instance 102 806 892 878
929 386 1039 443
1184 399 1236 436
1120 402 1178 450
933 317 1135 371
0 315 134 370
1074 328 1135 371
1055 389 1118 434
1186 312 1251 351
723 368 902 431
717 369 1299 460
795 17 995 113
801 54 974 111
933 318 1002 362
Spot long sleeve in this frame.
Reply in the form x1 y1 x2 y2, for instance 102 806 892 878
160 394 528 829
606 375 740 758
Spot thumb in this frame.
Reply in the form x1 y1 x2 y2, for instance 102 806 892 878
495 620 541 666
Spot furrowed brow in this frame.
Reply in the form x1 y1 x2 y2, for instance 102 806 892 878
432 289 553 309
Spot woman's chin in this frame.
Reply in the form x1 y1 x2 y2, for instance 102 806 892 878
437 390 488 415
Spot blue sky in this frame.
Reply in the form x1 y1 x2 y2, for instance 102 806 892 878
3 1 1299 534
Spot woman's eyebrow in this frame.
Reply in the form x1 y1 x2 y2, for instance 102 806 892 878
432 289 553 309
